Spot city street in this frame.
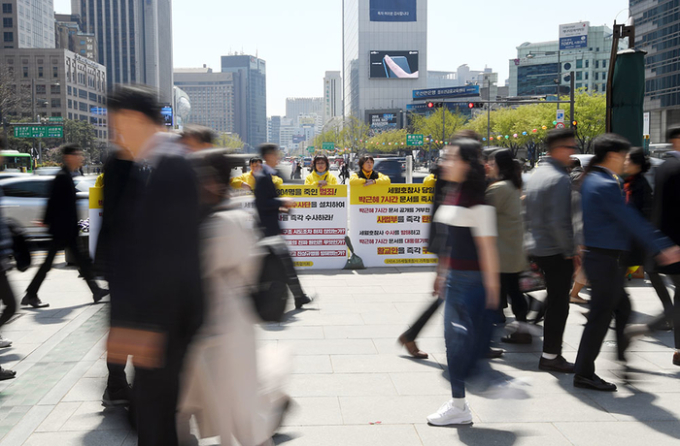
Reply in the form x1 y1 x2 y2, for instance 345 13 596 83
0 256 679 445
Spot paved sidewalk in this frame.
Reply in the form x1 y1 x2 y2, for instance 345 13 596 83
1 258 680 445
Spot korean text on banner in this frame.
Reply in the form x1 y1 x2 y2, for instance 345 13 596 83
233 186 349 270
349 184 437 267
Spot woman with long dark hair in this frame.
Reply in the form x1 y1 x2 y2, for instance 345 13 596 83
486 149 530 342
427 139 501 425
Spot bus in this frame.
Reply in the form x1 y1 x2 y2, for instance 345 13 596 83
0 151 33 173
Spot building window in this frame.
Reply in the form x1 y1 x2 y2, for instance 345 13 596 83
79 102 87 111
576 83 582 89
585 72 589 80
51 112 61 117
53 66 58 78
79 114 87 121
1 4 11 13
79 89 87 99
585 60 589 68
51 98 61 108
3 31 12 42
68 112 72 119
68 99 72 109
576 72 583 81
595 72 599 81
595 60 599 69
50 84 60 94
67 86 72 95
593 84 599 92
602 60 607 69
22 67 27 78
38 66 43 78
35 85 46 94
576 60 583 69
2 17 12 28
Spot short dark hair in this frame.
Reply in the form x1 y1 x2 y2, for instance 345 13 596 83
61 143 82 157
181 125 215 145
249 157 262 166
585 134 631 176
667 126 680 141
107 85 163 125
545 128 576 152
358 155 374 171
259 143 279 157
628 147 651 173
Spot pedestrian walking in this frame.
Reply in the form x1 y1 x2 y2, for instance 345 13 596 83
180 125 215 152
104 85 204 446
22 144 109 308
486 149 531 342
255 144 313 310
0 143 17 380
426 139 501 426
574 134 680 392
524 129 578 373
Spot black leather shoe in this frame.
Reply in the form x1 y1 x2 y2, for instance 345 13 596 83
102 385 131 407
486 347 505 359
21 294 49 308
501 332 532 344
294 295 313 309
574 374 617 391
539 355 575 373
93 288 110 304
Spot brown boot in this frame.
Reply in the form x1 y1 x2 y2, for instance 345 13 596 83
398 334 428 359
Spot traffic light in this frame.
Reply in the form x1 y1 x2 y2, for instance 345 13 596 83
467 102 483 109
572 120 578 129
427 102 443 109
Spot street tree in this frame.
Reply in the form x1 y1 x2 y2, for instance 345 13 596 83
411 108 467 150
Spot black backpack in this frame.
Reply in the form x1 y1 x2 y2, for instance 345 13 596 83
251 236 290 322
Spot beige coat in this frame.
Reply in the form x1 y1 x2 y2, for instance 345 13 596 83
485 180 527 273
179 209 289 446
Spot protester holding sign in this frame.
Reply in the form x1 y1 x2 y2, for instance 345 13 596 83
349 156 391 186
231 157 282 191
305 155 338 187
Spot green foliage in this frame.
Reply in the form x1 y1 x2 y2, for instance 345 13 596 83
410 108 468 149
366 129 409 153
216 132 245 150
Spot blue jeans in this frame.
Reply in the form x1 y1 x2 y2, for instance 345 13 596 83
444 270 491 399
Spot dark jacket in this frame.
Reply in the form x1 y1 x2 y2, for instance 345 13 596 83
581 167 671 255
255 164 283 237
43 166 78 241
108 135 203 338
624 173 654 266
652 152 680 273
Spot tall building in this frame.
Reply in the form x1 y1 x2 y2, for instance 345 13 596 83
55 14 97 62
221 54 267 149
632 0 680 142
323 71 342 123
268 115 282 146
286 97 323 123
0 48 108 142
508 25 614 97
343 0 428 124
2 0 56 49
72 0 174 103
173 66 242 136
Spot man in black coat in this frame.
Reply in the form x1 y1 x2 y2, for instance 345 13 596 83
652 126 680 366
104 85 203 446
255 143 313 309
22 144 108 308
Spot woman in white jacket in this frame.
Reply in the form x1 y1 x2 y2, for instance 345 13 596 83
178 152 290 446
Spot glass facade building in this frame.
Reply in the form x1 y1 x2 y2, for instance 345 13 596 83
343 0 428 123
632 0 680 142
1 0 55 49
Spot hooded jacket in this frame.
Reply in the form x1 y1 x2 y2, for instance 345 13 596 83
305 170 338 186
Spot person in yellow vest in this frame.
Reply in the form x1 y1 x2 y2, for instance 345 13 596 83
423 173 436 188
305 155 338 187
230 157 282 190
349 155 391 186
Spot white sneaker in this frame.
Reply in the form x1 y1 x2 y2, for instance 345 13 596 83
427 400 473 426
0 335 12 348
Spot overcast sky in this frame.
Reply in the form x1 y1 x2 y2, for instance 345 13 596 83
54 0 628 116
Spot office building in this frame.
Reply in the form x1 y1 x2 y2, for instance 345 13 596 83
0 48 108 142
632 0 680 142
508 25 614 97
268 115 282 146
221 54 267 149
323 71 342 123
55 14 97 62
286 97 323 123
174 66 242 136
1 0 55 49
343 0 428 125
72 0 174 103
428 65 495 89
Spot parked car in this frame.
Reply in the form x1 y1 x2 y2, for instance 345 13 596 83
374 158 406 184
0 175 92 239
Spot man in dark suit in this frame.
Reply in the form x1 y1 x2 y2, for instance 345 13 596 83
652 126 680 366
104 85 203 446
255 143 313 309
22 144 108 308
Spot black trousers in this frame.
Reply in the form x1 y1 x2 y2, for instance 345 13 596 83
0 269 17 329
533 255 573 355
26 237 97 297
279 245 306 300
646 274 680 348
134 334 190 446
500 272 528 322
574 250 631 377
402 297 444 343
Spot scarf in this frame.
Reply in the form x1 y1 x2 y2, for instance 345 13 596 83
358 169 380 180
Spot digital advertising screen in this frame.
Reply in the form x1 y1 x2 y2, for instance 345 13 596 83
161 105 174 128
368 112 398 130
369 50 419 79
370 0 417 22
